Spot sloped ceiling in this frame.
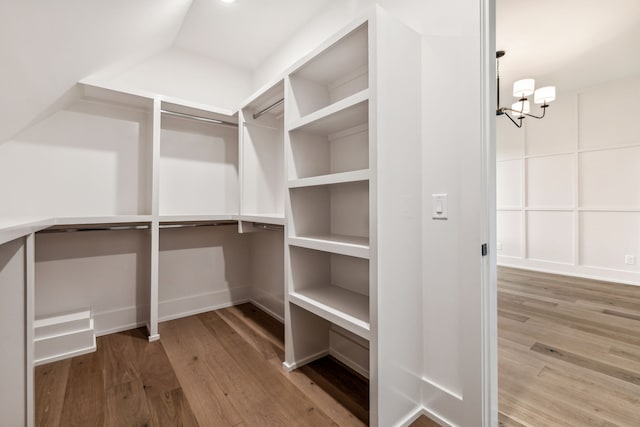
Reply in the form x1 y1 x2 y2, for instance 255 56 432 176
497 0 640 96
174 0 336 70
0 0 192 142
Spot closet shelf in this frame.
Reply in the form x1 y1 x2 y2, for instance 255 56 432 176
288 234 369 259
288 169 369 188
159 214 237 224
288 89 369 135
54 216 153 227
238 214 285 226
289 286 370 340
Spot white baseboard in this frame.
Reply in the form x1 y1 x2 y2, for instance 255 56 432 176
283 349 330 372
94 306 147 337
498 257 640 286
394 406 426 427
34 335 96 367
421 377 461 427
248 298 284 323
329 325 369 378
159 286 252 322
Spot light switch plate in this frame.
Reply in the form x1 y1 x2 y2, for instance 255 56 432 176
625 255 636 265
432 193 448 220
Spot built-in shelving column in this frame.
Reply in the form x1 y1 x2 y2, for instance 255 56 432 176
283 19 371 374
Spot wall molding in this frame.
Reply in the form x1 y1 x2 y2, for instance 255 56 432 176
498 257 640 286
420 377 462 427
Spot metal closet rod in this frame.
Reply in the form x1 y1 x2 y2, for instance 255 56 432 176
252 222 284 231
161 109 238 127
39 225 150 234
159 221 237 229
253 98 284 120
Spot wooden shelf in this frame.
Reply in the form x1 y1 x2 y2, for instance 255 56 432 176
288 90 369 135
289 286 369 340
288 169 369 188
288 234 369 259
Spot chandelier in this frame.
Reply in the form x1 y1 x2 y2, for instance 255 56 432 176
496 51 556 128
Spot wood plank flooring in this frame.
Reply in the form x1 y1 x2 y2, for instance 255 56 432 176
498 267 640 426
36 303 372 426
38 265 638 426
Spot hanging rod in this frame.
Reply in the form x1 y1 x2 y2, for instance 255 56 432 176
252 222 284 231
38 225 150 234
159 221 237 229
253 98 284 120
161 110 238 127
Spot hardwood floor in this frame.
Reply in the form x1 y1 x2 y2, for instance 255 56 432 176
39 265 638 426
498 267 640 426
36 304 370 426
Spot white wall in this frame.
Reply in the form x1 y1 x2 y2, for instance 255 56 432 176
0 100 152 217
497 74 640 285
109 48 253 111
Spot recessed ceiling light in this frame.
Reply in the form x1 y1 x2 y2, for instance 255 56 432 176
220 0 236 3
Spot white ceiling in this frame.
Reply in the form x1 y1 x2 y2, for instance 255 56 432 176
497 0 640 96
173 0 336 70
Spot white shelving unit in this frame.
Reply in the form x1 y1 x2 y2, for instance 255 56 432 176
284 9 423 426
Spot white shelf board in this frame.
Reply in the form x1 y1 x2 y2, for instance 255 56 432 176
78 81 154 111
159 214 237 224
288 234 369 259
289 286 370 340
54 216 153 227
0 217 55 245
238 214 286 226
288 169 369 188
291 23 368 86
160 99 237 124
288 89 369 135
240 79 285 116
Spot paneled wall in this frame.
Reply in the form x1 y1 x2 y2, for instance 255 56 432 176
497 74 640 285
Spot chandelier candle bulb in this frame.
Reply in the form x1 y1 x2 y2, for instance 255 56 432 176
511 100 530 116
513 78 535 97
534 86 556 104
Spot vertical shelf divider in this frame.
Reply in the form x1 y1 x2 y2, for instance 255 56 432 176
149 97 161 341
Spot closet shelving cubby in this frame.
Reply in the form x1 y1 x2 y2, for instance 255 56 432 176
284 19 372 372
288 246 369 339
238 80 286 228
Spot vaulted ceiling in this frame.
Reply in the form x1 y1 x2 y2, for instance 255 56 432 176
2 0 640 143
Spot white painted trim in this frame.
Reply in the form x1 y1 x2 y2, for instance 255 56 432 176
158 288 252 323
421 377 462 427
282 349 330 372
498 258 640 286
33 341 96 367
92 306 148 336
419 407 456 427
25 234 35 427
329 348 368 379
393 406 425 427
248 298 284 323
148 334 160 342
